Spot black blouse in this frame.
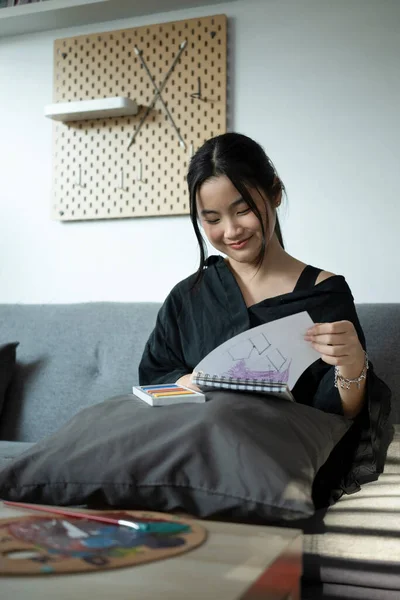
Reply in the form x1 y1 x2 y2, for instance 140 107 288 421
139 256 392 507
248 264 346 415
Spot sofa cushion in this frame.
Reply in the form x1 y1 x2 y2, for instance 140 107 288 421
0 441 34 470
0 391 350 522
0 343 18 419
0 303 160 442
302 468 400 590
357 304 400 423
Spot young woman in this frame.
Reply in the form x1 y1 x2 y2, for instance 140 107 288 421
139 132 391 507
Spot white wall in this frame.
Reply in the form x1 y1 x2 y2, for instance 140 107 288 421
1 0 399 303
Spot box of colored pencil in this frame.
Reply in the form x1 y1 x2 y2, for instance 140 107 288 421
132 383 206 406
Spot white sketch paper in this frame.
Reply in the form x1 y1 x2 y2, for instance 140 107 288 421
195 311 321 390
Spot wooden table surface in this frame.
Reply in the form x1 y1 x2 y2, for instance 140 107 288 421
0 502 302 600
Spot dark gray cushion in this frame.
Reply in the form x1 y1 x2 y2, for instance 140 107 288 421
0 441 34 470
0 392 350 521
0 343 18 419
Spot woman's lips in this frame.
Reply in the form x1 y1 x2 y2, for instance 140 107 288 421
228 237 251 250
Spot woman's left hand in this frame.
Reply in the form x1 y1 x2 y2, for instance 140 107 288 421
304 320 364 368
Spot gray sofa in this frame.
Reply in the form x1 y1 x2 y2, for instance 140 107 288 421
0 302 399 599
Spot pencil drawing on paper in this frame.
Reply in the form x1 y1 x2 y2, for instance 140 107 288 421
225 332 291 383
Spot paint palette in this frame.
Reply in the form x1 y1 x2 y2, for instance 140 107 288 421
0 510 206 575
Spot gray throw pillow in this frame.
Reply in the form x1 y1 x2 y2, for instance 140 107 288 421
0 343 19 419
0 392 351 521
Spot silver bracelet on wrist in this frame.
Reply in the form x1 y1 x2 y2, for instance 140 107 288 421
334 351 369 390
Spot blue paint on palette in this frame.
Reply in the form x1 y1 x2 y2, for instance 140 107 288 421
40 565 55 573
143 522 190 535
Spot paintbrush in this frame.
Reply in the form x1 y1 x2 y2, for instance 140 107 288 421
3 501 190 534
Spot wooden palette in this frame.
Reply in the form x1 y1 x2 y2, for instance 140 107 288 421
0 510 206 575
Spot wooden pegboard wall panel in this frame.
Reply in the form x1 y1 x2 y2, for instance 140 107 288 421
52 14 227 221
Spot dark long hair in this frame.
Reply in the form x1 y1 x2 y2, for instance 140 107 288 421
187 132 286 282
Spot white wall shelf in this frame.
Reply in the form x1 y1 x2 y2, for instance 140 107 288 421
0 0 235 38
44 97 139 122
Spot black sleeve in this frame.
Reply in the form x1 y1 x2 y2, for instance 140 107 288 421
310 283 367 415
138 291 190 385
292 280 367 415
303 280 391 505
293 277 391 435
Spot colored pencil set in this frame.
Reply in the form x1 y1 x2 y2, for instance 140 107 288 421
132 383 205 406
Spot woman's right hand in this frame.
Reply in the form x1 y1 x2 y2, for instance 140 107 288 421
176 373 201 392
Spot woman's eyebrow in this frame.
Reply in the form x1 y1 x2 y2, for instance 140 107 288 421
200 197 246 216
200 207 219 216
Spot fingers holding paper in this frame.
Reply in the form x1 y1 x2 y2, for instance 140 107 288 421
304 320 364 368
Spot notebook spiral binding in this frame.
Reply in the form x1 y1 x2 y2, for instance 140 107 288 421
194 371 279 385
193 372 287 395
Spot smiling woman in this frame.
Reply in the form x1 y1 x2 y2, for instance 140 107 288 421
188 133 285 280
198 178 270 261
139 132 391 510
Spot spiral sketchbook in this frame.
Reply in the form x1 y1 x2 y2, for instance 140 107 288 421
192 311 321 401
